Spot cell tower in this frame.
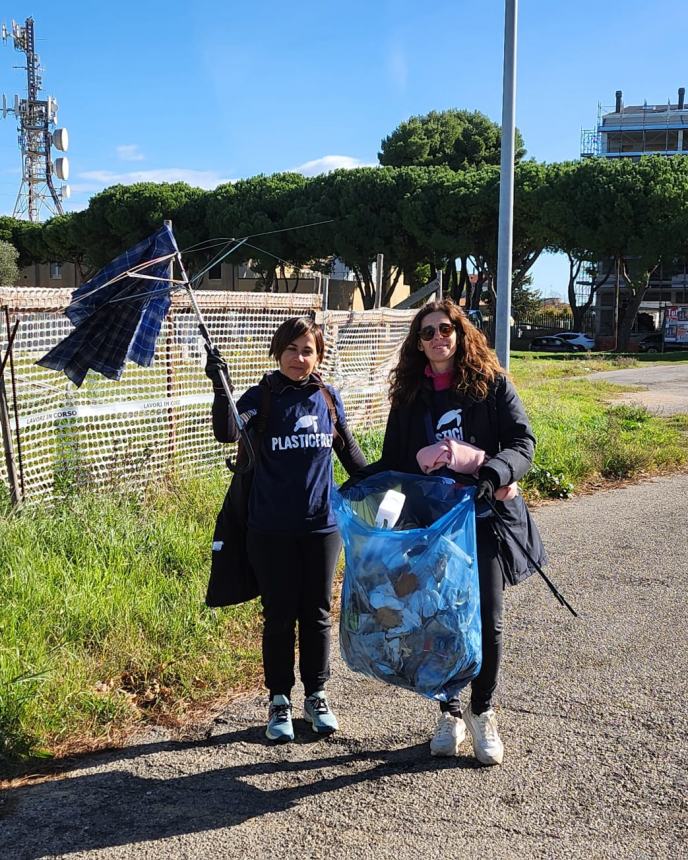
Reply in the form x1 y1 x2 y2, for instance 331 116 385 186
1 16 70 221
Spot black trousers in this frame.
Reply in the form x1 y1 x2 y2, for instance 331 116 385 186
441 520 504 717
246 529 342 699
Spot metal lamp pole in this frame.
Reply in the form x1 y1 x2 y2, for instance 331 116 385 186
494 0 518 369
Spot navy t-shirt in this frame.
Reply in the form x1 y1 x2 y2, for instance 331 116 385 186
428 389 466 443
236 374 345 534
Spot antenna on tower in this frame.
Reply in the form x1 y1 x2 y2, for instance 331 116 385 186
1 16 71 222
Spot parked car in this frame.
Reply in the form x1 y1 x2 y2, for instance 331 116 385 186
638 332 663 353
639 332 688 353
529 335 589 353
553 331 595 351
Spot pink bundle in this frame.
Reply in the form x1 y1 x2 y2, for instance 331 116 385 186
416 439 518 501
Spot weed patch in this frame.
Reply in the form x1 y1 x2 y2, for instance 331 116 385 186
0 475 262 774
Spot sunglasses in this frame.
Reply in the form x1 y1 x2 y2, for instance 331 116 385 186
419 322 455 342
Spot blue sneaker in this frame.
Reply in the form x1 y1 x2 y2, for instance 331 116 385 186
304 691 339 735
266 694 294 743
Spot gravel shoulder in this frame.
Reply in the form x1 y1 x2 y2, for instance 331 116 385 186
586 363 688 415
2 474 687 860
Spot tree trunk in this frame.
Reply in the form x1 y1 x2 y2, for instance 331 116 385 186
616 261 658 351
352 264 375 309
468 256 489 310
289 270 301 294
446 260 459 303
566 254 584 330
382 266 402 306
485 275 497 346
263 265 277 293
512 249 542 291
443 259 453 300
456 256 470 305
568 257 612 333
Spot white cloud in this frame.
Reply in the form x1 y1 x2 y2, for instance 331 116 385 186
72 167 231 194
291 155 376 176
116 144 145 162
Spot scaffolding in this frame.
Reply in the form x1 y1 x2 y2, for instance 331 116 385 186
580 103 602 157
581 94 688 159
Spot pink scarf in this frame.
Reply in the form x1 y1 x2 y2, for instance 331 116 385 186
424 363 454 391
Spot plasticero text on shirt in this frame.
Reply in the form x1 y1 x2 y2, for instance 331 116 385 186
271 414 334 451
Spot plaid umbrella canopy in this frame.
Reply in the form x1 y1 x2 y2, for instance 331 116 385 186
37 224 178 387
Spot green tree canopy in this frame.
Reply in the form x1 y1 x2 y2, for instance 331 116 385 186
205 172 309 291
545 157 688 348
297 166 434 307
69 182 205 269
379 109 526 171
0 239 19 286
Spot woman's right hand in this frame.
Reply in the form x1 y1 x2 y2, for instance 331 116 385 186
205 345 231 391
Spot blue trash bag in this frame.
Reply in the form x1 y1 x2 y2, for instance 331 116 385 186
332 471 482 702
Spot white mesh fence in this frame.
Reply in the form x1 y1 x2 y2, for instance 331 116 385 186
0 288 416 504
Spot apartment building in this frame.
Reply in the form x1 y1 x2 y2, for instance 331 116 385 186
581 88 688 340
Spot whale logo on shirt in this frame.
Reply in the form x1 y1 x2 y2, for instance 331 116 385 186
435 409 463 441
293 414 319 433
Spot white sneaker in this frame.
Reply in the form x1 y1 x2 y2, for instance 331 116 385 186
463 704 504 765
430 713 466 757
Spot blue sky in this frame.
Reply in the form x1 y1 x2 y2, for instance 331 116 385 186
2 0 688 296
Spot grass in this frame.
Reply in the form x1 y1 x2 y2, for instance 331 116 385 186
2 352 687 774
0 473 263 777
511 352 688 497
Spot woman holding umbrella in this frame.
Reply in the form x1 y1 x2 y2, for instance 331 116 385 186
206 315 366 743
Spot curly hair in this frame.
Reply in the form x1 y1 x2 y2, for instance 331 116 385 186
389 299 504 407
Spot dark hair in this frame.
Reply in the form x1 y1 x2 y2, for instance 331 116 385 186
389 299 504 407
269 316 325 363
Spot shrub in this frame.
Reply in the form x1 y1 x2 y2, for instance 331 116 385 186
521 465 574 500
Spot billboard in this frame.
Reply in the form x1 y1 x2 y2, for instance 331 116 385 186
664 306 688 345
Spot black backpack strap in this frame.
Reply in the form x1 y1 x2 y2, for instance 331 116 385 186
317 384 344 454
255 377 272 434
229 378 271 471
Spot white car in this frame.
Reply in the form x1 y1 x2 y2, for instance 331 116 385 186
554 332 595 351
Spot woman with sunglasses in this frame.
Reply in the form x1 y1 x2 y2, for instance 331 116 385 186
206 316 366 743
365 298 545 766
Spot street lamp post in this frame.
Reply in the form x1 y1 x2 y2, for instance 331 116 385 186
494 0 518 369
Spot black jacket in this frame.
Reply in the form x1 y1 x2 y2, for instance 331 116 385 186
359 374 546 585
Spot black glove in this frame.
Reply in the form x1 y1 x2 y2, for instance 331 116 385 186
204 345 231 391
475 468 499 504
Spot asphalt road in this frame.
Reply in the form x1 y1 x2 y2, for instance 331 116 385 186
587 363 688 415
2 474 687 860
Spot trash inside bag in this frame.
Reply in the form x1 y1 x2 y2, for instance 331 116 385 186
333 471 481 701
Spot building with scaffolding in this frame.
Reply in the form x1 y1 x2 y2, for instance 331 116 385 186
581 89 688 159
580 89 688 345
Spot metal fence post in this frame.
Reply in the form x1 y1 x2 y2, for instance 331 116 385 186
0 375 20 506
164 220 177 463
